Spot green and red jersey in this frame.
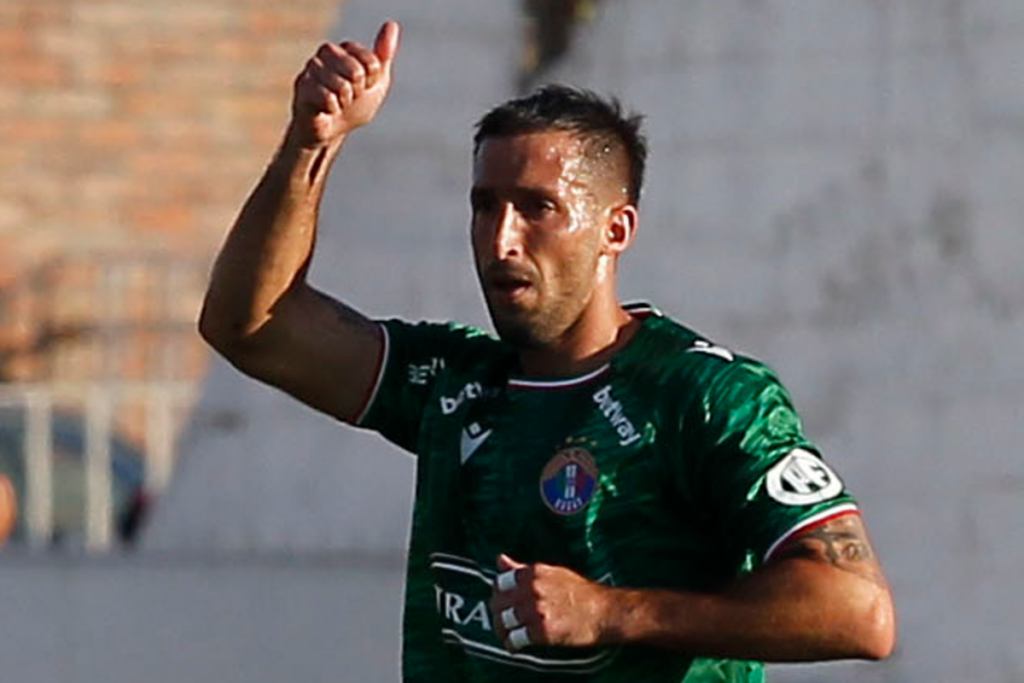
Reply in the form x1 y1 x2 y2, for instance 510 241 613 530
357 304 857 682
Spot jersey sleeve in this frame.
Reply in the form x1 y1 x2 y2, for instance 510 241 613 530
687 358 858 567
356 319 490 454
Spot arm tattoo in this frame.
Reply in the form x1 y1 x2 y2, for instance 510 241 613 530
304 289 381 350
775 515 887 587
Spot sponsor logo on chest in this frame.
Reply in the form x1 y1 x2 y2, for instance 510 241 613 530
440 381 499 415
592 384 642 447
429 553 617 673
435 584 493 632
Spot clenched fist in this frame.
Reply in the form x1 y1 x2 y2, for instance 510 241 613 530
489 554 617 651
291 20 401 148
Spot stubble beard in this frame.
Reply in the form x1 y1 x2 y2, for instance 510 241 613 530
483 254 600 351
487 295 567 349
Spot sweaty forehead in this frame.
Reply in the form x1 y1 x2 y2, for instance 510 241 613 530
473 132 589 189
473 132 627 205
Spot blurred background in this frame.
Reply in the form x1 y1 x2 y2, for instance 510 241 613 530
1 1 1022 682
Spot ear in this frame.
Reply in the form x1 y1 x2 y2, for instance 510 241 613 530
604 203 638 256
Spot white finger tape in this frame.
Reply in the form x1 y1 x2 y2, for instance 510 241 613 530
509 627 531 651
500 607 519 630
496 569 517 592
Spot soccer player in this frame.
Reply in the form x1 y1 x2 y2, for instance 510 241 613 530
199 20 895 682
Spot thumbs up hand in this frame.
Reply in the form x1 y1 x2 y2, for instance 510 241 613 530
291 20 401 147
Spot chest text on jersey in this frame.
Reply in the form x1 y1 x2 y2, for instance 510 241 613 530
593 384 642 447
440 381 500 415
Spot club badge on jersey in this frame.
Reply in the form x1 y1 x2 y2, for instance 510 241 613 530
539 447 599 516
766 448 844 505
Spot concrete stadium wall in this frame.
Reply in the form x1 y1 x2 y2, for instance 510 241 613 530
0 553 404 683
134 2 1023 683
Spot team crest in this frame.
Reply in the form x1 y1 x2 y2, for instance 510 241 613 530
540 447 599 516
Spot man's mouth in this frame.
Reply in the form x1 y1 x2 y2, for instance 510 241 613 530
491 279 531 299
486 271 535 302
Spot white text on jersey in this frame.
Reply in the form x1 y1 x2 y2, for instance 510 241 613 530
441 382 484 415
434 585 492 631
408 356 445 385
592 384 642 447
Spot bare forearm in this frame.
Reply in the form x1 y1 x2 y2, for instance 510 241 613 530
490 515 895 662
200 127 344 346
603 558 894 662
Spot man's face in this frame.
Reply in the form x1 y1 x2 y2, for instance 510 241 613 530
471 131 615 348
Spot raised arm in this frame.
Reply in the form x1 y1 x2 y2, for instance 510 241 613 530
490 512 896 661
199 21 401 422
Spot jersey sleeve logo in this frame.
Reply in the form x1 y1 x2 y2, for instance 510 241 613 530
540 447 599 516
685 339 734 362
766 448 844 506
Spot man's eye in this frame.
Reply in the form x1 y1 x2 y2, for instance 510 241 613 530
522 198 556 217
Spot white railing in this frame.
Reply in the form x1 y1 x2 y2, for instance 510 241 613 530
0 381 197 551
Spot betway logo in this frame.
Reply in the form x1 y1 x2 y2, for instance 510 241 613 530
440 382 484 415
592 385 642 447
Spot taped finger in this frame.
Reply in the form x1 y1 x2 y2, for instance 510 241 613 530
500 607 519 630
509 626 531 651
496 569 517 592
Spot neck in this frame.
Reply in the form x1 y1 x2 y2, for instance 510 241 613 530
517 294 639 378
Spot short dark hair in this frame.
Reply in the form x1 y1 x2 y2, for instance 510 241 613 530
473 85 648 204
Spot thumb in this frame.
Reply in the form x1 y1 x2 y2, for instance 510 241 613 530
374 20 401 66
497 553 526 571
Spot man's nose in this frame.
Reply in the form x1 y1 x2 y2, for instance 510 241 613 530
492 202 522 260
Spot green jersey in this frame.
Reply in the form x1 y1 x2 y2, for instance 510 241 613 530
357 304 857 682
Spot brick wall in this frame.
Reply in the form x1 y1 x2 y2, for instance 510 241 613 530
0 0 341 382
0 1 342 541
